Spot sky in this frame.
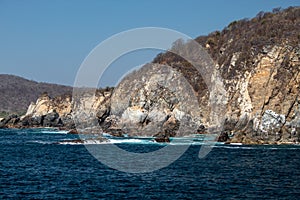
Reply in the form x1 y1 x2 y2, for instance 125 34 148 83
0 0 299 87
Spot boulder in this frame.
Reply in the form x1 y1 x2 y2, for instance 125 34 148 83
0 114 20 128
154 135 170 143
68 129 78 134
260 110 286 133
217 132 230 142
60 114 75 129
43 111 60 127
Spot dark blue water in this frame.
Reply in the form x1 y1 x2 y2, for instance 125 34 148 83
1 129 300 199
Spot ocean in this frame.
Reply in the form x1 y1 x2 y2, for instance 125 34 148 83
1 128 300 199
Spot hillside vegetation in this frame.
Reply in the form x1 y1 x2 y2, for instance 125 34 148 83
153 6 300 90
0 74 72 116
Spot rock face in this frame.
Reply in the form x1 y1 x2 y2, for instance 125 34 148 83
152 44 300 144
24 92 72 117
217 132 230 142
72 88 112 134
70 63 203 138
151 7 300 144
107 63 202 137
223 45 300 144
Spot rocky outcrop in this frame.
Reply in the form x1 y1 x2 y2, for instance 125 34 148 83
24 92 72 117
0 93 74 129
221 45 300 144
106 63 202 137
0 114 20 128
217 132 230 142
151 7 300 144
69 63 203 138
72 88 112 134
69 44 300 144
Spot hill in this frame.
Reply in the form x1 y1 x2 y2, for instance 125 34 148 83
0 74 72 116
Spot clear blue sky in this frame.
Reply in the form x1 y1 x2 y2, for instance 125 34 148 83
0 0 299 86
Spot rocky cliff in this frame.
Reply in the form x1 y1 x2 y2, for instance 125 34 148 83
152 7 300 144
0 92 73 129
1 7 299 144
221 44 299 144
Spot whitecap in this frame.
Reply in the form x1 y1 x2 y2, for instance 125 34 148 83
230 143 243 145
40 130 69 134
213 145 256 150
26 140 52 145
108 138 155 144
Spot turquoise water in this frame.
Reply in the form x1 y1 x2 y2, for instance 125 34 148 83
1 128 300 199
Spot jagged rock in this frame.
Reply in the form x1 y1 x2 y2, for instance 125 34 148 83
3 114 18 124
29 116 43 126
58 139 84 144
96 107 110 123
68 129 78 134
24 93 72 118
43 111 60 127
162 115 179 137
260 110 285 132
154 136 170 143
60 114 75 129
106 128 125 137
196 125 206 134
146 107 168 124
0 114 20 128
108 63 202 137
217 132 230 142
121 106 148 124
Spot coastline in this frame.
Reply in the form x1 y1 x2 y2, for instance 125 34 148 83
0 126 299 145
